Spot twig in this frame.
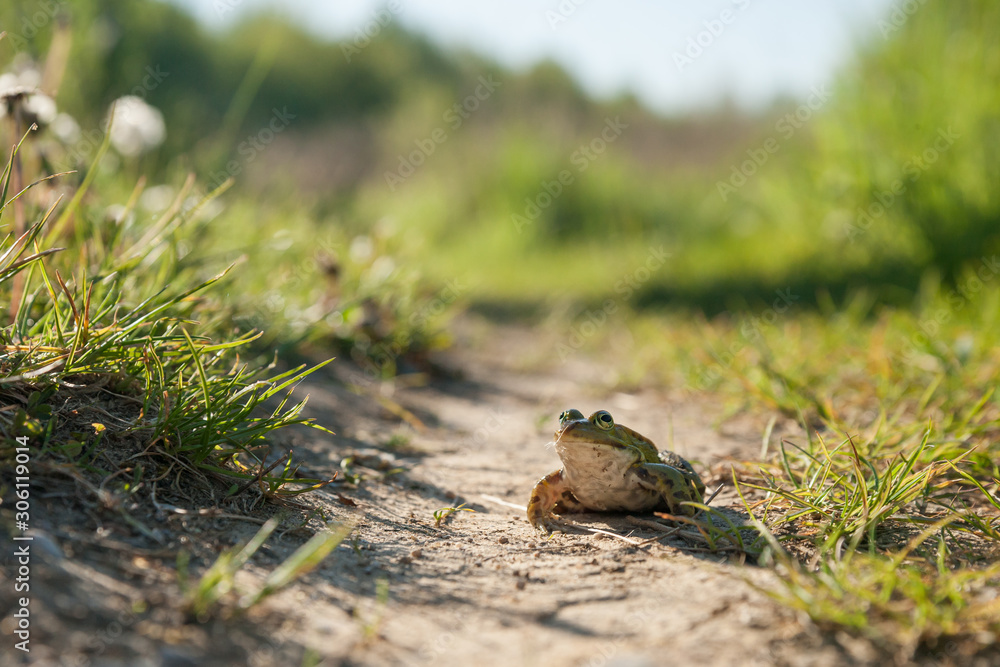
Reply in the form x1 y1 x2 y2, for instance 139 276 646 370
627 516 684 545
232 450 291 496
629 485 728 545
673 544 744 554
481 494 526 511
152 482 269 523
583 527 643 545
704 484 725 506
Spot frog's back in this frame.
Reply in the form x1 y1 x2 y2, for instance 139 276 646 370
658 449 694 473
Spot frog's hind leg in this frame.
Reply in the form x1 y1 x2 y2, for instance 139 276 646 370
631 463 704 517
658 451 707 496
527 469 584 532
553 489 585 514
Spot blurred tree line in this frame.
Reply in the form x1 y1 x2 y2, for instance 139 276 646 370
2 0 461 157
2 0 997 312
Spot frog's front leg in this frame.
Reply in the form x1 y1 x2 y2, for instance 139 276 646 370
631 463 705 516
527 469 585 532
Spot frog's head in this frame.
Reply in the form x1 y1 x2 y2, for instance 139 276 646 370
553 408 658 465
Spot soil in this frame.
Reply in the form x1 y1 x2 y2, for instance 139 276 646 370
2 316 896 666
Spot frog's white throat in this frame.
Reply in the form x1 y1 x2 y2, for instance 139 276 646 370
554 437 658 512
554 438 637 479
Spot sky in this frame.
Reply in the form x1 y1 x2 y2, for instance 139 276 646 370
170 0 899 115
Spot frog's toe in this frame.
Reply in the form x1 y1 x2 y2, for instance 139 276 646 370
535 522 556 535
680 501 701 516
530 511 576 535
527 504 553 530
676 493 704 515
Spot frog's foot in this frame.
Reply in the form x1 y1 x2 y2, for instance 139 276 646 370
538 514 581 537
632 463 705 517
532 513 569 535
532 511 591 535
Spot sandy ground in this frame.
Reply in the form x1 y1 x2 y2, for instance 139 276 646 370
1 318 891 666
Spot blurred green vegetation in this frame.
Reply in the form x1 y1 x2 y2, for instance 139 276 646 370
6 0 993 317
683 0 1000 311
1 0 750 316
1 0 994 319
2 0 996 352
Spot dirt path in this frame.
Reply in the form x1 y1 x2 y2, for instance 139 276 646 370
264 319 860 667
3 319 871 666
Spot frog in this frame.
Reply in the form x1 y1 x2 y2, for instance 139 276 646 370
527 408 706 532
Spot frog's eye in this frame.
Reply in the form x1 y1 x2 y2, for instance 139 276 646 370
592 410 614 430
559 409 583 424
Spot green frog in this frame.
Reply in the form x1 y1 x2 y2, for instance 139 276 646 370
527 409 706 532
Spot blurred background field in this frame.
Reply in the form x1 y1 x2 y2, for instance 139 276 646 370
5 0 998 328
3 0 1000 653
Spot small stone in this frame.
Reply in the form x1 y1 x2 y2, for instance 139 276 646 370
498 536 509 544
410 549 422 559
515 580 526 591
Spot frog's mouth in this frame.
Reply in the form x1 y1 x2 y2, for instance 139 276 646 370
554 426 628 450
